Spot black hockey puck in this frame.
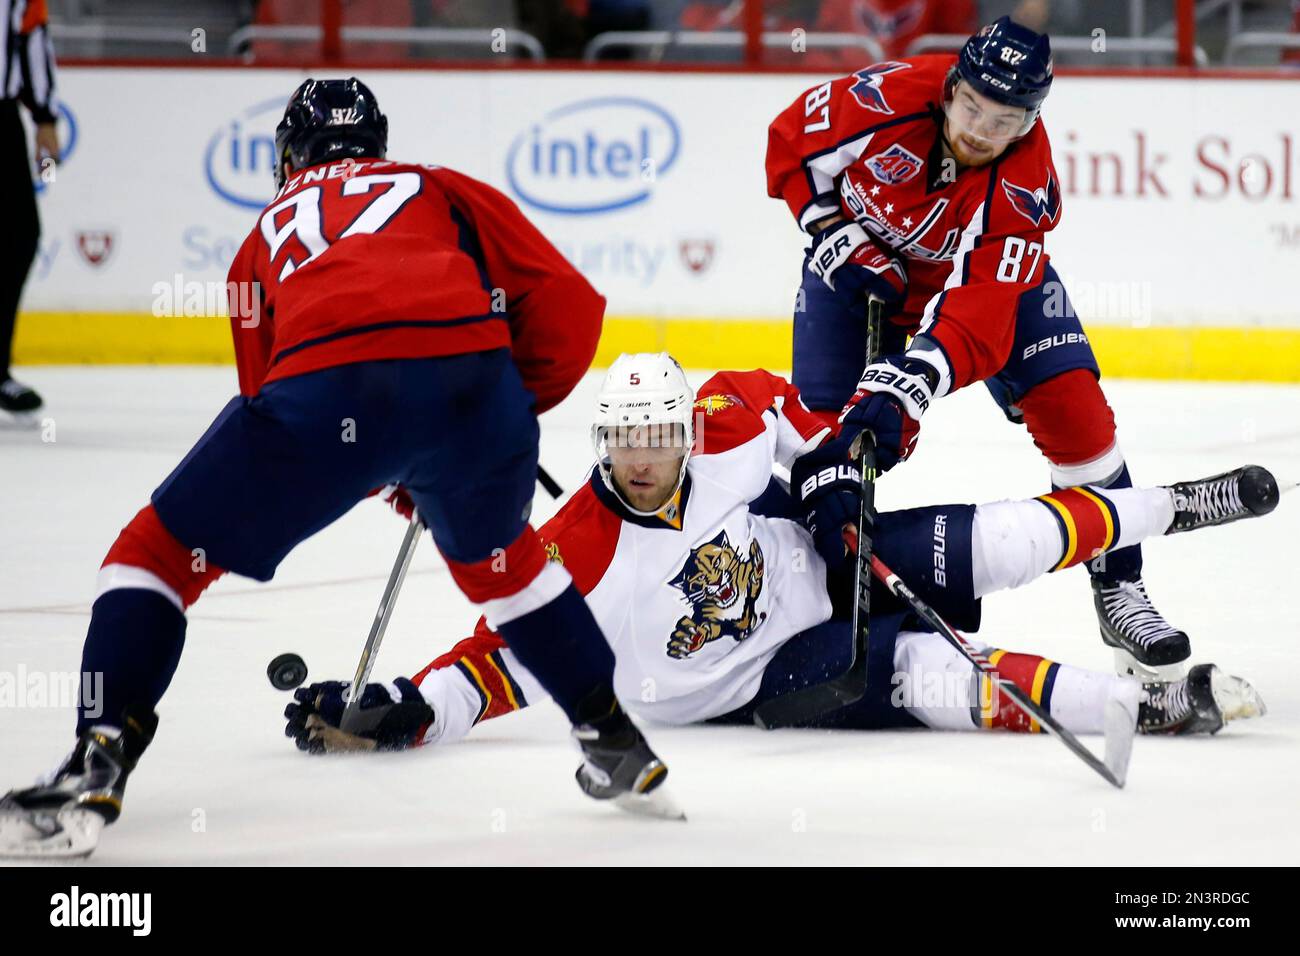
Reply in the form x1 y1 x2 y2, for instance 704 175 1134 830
267 653 308 691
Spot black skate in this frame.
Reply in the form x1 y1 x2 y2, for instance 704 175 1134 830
0 376 43 424
0 709 157 859
1139 663 1266 735
572 694 683 820
1165 465 1279 534
1093 576 1190 682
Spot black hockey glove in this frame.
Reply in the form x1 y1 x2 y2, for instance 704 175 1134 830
789 434 867 572
284 678 433 754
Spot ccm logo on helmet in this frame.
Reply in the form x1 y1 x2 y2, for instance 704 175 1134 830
800 464 857 499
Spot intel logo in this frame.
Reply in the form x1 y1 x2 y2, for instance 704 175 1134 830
506 97 679 215
204 96 285 210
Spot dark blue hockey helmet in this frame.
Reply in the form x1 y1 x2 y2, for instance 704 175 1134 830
274 77 388 188
947 17 1053 137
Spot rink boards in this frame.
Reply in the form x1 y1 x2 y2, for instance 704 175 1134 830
13 65 1300 380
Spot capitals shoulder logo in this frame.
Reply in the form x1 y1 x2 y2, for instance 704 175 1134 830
665 529 767 660
866 143 924 186
848 61 912 115
1002 171 1061 227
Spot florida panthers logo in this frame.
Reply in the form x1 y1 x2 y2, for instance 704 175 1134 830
865 143 924 186
665 529 767 660
1002 171 1062 227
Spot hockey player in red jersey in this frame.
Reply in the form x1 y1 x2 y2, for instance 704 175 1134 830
279 354 1275 757
765 17 1191 682
0 79 670 859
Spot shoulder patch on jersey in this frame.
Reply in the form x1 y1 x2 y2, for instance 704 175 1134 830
848 61 913 115
865 143 925 186
1001 171 1061 227
693 393 739 415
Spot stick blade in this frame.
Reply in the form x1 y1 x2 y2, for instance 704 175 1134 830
1103 697 1137 789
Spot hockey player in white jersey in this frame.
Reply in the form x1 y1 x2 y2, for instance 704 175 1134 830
283 354 1276 755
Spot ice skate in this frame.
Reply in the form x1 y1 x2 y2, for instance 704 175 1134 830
1164 465 1279 534
573 700 684 821
0 376 43 426
0 709 156 860
1093 576 1190 682
1138 663 1266 735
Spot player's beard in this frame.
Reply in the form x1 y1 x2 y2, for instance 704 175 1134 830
941 122 999 168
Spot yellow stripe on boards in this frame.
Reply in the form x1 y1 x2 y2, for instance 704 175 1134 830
13 313 1300 382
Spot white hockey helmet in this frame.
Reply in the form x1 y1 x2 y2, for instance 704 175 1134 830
592 352 695 516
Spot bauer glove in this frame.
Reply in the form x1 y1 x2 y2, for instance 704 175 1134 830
805 220 907 309
837 355 941 472
790 434 870 571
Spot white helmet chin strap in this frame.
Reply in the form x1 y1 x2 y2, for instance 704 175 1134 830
598 451 689 518
592 352 696 517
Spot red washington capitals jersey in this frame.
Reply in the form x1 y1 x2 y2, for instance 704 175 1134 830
226 159 605 412
767 55 1064 392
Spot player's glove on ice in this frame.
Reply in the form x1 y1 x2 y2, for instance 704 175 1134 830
806 220 907 309
837 355 939 472
790 436 869 572
284 678 434 753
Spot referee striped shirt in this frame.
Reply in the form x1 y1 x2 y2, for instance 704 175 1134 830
2 0 57 123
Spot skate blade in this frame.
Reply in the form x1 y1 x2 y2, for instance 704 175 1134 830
1209 667 1267 724
0 806 104 860
1102 697 1137 788
0 410 41 430
1113 649 1186 684
612 785 687 822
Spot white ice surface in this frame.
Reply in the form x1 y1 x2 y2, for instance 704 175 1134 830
2 367 1297 866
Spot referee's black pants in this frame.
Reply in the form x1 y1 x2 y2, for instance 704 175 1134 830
0 99 41 379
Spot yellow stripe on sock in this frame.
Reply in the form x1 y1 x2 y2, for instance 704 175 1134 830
459 658 493 721
1028 659 1056 734
982 650 1008 727
1073 486 1116 556
1037 495 1079 571
484 654 520 711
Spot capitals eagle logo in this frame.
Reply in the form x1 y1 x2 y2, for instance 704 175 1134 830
847 61 912 115
1002 171 1062 227
666 529 767 660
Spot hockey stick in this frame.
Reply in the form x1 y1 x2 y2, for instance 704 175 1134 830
341 463 557 728
340 515 424 732
538 466 564 500
870 554 1132 789
754 297 884 730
